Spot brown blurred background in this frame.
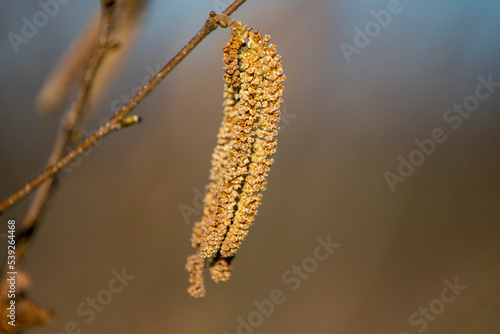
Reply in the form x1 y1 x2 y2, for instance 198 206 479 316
1 1 499 333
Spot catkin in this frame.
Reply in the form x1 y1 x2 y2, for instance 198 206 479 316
186 20 285 297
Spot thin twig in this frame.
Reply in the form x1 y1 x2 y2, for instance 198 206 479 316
14 1 116 262
0 0 247 215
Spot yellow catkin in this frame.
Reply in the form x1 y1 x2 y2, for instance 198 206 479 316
209 257 233 283
185 252 206 298
186 20 285 297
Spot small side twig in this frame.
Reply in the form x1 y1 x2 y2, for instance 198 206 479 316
0 0 247 215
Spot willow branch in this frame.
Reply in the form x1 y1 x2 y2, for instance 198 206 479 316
0 0 247 214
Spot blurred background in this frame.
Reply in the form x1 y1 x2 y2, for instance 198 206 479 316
1 0 499 333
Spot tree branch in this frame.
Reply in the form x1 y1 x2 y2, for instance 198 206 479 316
0 0 247 215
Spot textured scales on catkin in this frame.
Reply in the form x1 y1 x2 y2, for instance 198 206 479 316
209 257 234 283
199 27 250 259
186 31 244 297
185 252 206 298
186 19 285 297
191 38 243 253
190 85 236 251
220 27 285 257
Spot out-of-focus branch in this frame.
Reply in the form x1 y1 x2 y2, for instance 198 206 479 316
0 0 247 215
15 0 118 263
0 2 118 332
36 0 150 116
35 12 99 115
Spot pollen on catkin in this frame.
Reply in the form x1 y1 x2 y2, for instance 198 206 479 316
186 20 285 297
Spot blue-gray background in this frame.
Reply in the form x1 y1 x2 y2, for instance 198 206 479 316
0 0 499 333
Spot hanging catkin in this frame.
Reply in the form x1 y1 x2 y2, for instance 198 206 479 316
186 19 285 298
